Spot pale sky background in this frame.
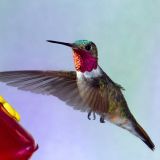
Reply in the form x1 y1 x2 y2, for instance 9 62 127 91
0 1 160 160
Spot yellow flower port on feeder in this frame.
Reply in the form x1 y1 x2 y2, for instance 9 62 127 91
0 96 20 121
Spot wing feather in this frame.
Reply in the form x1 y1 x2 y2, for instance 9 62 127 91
0 70 109 115
0 70 88 111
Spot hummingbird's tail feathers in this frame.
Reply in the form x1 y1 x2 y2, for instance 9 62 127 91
113 117 155 151
134 123 155 151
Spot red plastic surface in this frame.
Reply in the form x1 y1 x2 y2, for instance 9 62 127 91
0 103 38 160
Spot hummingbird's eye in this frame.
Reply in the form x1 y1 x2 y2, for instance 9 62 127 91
85 44 91 51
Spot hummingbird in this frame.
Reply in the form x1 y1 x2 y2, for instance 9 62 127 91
0 40 155 150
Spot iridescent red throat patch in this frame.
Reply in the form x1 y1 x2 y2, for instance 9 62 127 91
73 49 97 72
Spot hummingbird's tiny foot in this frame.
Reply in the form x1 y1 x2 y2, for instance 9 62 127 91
93 112 96 120
88 111 91 120
100 116 105 123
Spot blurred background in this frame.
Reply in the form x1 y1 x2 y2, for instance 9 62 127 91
0 0 160 160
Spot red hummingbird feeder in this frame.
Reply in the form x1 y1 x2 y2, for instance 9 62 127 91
0 96 38 160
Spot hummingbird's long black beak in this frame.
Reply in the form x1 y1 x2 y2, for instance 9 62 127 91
47 40 74 48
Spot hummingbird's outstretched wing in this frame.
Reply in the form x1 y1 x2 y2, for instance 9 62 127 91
0 70 109 113
0 70 85 109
